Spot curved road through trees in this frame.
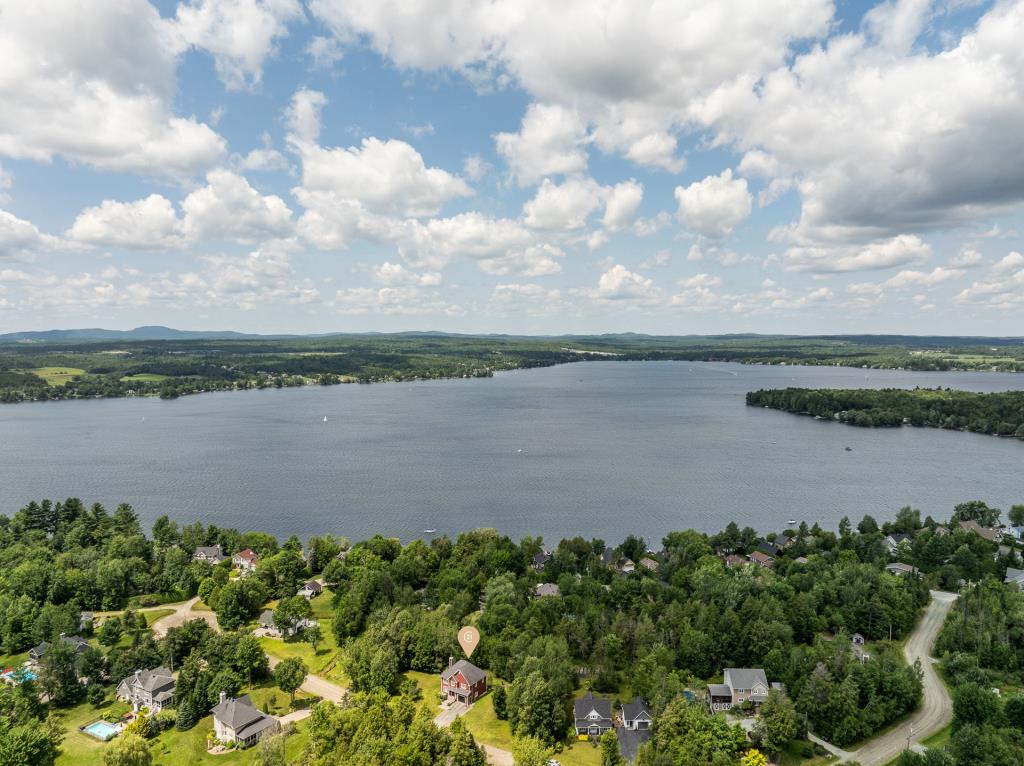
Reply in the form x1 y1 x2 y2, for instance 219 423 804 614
811 590 959 765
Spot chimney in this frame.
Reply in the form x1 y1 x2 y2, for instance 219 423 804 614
219 691 227 705
448 656 454 668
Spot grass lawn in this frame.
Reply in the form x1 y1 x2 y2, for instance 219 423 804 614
405 670 442 716
120 373 170 383
778 739 833 766
921 724 951 751
28 366 86 386
258 635 348 687
55 696 132 766
144 609 176 627
0 650 28 669
309 590 334 620
460 690 600 766
56 683 309 766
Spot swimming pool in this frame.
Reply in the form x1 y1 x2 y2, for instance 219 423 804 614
82 720 119 741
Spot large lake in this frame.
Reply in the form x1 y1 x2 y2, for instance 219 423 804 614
1 362 1021 545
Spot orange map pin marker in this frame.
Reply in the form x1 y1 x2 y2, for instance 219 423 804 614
458 626 480 657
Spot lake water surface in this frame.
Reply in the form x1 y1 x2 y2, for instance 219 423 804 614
1 361 1021 545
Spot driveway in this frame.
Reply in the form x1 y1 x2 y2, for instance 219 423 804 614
150 597 220 639
815 590 959 765
433 701 514 766
266 653 346 704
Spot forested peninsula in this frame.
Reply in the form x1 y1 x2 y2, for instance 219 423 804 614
747 387 1024 438
1 331 1023 404
3 497 1024 765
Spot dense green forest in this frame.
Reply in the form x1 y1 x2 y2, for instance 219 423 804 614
1 332 1022 403
747 387 1024 438
1 498 1023 765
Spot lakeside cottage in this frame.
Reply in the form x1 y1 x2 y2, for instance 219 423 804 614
211 692 279 747
639 557 659 572
117 667 176 712
885 562 919 576
574 691 613 736
959 520 1002 543
723 554 746 569
884 533 912 555
532 550 552 571
708 668 771 711
232 548 259 573
748 550 774 568
534 583 561 598
440 658 488 705
193 545 226 565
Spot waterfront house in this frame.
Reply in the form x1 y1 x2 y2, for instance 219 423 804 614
574 691 613 736
117 667 175 712
639 557 659 572
534 583 561 598
777 534 796 550
29 634 90 663
193 545 226 565
708 668 771 711
601 547 616 567
211 692 279 747
723 554 746 568
959 520 1002 543
621 696 652 730
884 533 912 555
440 658 488 704
532 550 552 571
618 558 636 574
232 549 259 573
297 581 323 598
748 550 775 568
758 541 781 558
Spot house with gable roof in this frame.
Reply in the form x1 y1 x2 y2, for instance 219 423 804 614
441 658 488 705
574 691 613 736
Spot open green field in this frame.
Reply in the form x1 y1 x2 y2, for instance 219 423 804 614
27 366 86 386
405 670 443 716
258 634 348 687
120 373 170 383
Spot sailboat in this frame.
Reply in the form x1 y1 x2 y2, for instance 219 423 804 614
322 415 328 423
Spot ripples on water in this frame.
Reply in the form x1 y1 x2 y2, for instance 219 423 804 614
1 361 1020 544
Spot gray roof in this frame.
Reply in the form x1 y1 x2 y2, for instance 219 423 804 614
724 668 768 691
707 683 732 697
211 694 274 736
573 691 612 721
31 634 90 658
121 667 175 694
259 609 276 628
442 659 487 685
602 547 615 566
534 583 561 597
1005 568 1024 587
533 551 551 566
300 581 322 592
621 696 650 722
194 546 224 559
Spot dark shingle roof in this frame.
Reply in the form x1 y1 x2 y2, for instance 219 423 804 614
211 694 270 732
574 691 612 721
442 660 487 685
621 696 650 722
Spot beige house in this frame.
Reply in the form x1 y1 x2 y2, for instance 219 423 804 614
211 693 278 747
708 668 771 711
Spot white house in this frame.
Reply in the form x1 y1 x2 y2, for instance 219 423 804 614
297 581 323 598
193 546 226 564
232 549 259 573
621 696 652 730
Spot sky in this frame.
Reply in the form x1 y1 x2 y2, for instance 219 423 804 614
0 0 1022 336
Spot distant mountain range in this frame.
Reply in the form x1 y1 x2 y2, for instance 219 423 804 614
0 326 1022 344
0 326 260 341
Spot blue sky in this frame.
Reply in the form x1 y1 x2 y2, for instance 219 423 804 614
0 0 1022 335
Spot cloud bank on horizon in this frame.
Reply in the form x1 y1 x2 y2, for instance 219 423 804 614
0 0 1022 335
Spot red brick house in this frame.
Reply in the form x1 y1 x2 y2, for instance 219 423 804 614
441 658 488 704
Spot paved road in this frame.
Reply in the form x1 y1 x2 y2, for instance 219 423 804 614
815 590 959 765
150 597 220 639
266 653 346 704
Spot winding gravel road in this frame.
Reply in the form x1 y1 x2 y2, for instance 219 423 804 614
812 590 959 765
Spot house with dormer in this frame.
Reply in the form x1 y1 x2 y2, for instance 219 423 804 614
117 667 176 712
232 548 259 573
193 545 226 564
574 691 613 736
211 692 279 747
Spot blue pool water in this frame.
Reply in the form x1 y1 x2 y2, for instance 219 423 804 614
83 721 119 741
